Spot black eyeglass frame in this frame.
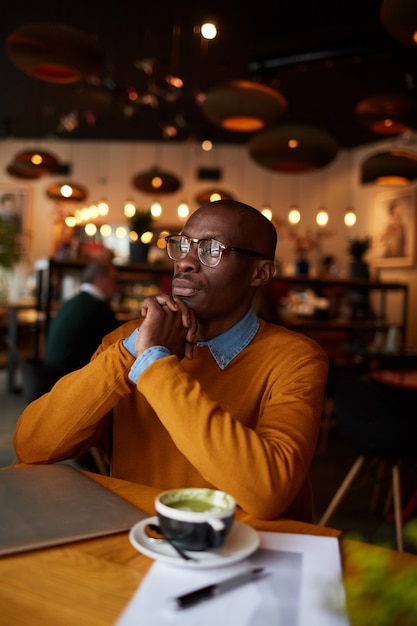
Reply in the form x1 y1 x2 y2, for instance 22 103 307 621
164 234 266 267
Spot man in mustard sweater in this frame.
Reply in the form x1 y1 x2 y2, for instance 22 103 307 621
14 200 328 522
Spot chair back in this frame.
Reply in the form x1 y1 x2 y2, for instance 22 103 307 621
331 374 416 459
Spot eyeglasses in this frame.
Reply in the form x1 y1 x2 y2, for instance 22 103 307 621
165 234 265 267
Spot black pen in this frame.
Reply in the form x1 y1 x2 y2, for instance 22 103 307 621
170 567 266 609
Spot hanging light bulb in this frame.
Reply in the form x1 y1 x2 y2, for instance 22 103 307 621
316 208 329 227
98 200 109 216
89 204 99 220
200 22 217 40
100 224 112 237
123 201 136 217
288 207 301 224
85 223 97 237
344 209 357 227
261 206 272 221
151 201 162 218
64 215 77 228
177 202 190 219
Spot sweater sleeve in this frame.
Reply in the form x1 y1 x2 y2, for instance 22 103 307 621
13 339 135 463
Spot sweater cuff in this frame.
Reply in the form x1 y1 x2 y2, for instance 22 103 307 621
128 346 171 384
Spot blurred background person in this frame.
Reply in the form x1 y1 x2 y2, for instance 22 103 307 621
44 261 120 374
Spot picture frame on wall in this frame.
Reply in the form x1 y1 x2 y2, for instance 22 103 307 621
372 188 416 268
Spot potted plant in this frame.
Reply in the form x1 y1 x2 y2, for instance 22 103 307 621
0 211 25 301
128 209 154 263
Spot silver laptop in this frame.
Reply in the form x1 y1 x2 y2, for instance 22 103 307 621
0 464 148 556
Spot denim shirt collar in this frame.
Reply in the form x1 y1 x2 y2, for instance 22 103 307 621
196 308 259 370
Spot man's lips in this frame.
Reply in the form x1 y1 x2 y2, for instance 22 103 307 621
172 277 201 297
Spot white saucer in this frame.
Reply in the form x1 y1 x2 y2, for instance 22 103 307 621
129 516 260 569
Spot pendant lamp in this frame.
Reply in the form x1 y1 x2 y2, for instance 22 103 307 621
46 183 88 202
200 80 287 132
248 124 339 173
195 189 235 205
380 0 417 47
6 162 44 180
6 23 104 83
132 168 181 194
355 93 417 135
361 150 417 185
11 150 62 177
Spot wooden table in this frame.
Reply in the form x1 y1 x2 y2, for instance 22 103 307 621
370 369 417 391
1 471 416 626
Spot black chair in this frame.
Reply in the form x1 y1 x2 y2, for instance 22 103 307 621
6 337 108 476
318 373 417 552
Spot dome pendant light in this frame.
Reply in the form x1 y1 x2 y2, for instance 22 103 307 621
6 22 104 84
361 150 417 185
248 124 339 172
355 93 417 135
380 0 417 47
200 80 287 132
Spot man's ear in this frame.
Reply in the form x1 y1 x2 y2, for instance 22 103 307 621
249 259 276 287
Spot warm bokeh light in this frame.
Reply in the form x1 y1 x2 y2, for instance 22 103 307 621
288 208 301 224
141 230 153 244
316 209 329 226
151 202 162 218
84 223 97 236
60 184 73 198
344 210 357 227
201 139 213 151
261 207 272 221
201 22 217 40
116 226 127 238
123 201 136 217
64 215 77 227
151 176 162 189
98 200 109 216
100 224 112 237
177 202 189 219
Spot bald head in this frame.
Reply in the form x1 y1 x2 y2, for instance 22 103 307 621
185 200 277 261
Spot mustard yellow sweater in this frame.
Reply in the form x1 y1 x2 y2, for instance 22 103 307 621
13 318 328 522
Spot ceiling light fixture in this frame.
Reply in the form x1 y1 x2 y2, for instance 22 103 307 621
6 22 104 84
355 93 417 135
200 80 287 132
248 124 339 172
6 150 64 179
195 189 235 204
380 0 417 47
132 168 181 194
361 150 417 185
46 182 88 201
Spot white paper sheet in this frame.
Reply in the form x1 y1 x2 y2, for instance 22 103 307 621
116 531 350 626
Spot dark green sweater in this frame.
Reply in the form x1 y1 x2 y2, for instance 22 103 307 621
44 292 119 374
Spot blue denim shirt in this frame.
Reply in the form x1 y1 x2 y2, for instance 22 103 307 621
123 308 259 384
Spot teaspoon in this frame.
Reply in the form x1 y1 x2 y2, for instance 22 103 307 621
145 522 198 562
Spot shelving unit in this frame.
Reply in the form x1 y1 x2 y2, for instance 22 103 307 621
33 258 172 357
256 275 409 364
32 259 410 365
